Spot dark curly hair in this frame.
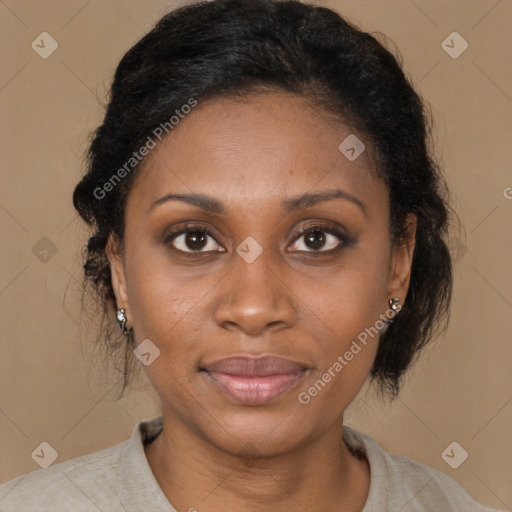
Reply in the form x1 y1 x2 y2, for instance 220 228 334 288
73 0 453 400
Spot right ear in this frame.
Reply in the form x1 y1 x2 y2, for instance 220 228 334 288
105 233 131 327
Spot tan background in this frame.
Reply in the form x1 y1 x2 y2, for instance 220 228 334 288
0 0 511 509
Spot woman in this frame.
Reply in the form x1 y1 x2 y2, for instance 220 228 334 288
0 0 501 510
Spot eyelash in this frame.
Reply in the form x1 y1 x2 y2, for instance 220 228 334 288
163 222 350 257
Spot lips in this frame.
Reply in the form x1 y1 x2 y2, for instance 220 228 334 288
201 355 309 405
202 355 307 376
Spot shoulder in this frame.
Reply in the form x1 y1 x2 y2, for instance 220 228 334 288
0 440 128 512
342 425 499 512
0 417 169 512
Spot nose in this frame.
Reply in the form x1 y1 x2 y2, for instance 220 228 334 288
213 250 297 337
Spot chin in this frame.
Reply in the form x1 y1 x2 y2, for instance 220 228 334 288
195 404 317 458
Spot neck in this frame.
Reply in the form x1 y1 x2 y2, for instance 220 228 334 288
144 412 370 512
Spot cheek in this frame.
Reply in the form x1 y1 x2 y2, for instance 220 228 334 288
304 247 390 343
124 249 217 368
294 244 390 397
126 264 207 404
295 276 383 420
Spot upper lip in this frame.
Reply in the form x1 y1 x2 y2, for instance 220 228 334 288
201 355 308 376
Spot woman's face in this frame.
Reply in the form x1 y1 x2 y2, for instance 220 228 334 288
108 92 415 456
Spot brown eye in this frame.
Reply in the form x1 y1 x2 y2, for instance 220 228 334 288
289 226 346 253
167 227 225 253
183 230 208 250
304 230 328 250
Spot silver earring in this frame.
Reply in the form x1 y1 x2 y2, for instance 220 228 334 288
116 308 129 334
383 297 401 324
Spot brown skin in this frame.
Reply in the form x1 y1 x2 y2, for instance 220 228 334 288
107 92 416 511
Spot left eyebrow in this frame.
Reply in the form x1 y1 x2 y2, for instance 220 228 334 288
283 188 366 216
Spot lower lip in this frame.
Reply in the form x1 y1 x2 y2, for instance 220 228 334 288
204 371 306 405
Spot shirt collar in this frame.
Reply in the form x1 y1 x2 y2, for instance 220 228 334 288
118 417 383 511
118 416 176 512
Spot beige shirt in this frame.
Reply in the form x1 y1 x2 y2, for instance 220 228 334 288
0 416 500 511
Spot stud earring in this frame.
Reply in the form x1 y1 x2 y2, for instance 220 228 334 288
116 308 129 334
383 297 402 324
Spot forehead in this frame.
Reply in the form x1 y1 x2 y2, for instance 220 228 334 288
127 92 386 216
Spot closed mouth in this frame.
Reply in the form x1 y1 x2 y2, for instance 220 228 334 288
200 355 309 405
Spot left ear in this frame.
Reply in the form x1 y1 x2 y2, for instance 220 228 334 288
387 213 417 301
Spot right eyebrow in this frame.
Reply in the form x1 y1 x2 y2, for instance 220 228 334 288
148 193 226 215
